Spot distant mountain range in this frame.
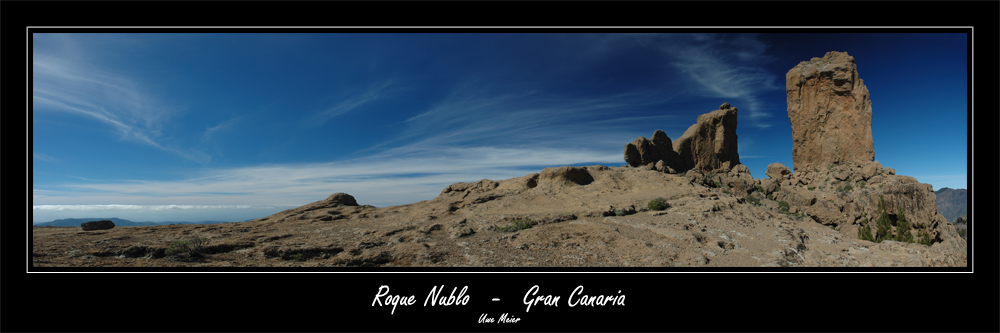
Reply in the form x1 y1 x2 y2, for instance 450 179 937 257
934 187 967 223
32 217 241 227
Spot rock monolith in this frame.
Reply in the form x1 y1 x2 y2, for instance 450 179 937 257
786 51 874 172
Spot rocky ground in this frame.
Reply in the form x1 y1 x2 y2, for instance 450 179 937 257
31 165 968 268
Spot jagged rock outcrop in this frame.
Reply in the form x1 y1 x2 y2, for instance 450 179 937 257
625 103 741 175
674 103 740 173
623 129 680 171
81 220 115 231
786 51 874 172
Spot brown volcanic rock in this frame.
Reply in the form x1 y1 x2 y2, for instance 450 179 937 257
673 103 741 173
624 129 679 168
766 163 792 181
786 51 874 172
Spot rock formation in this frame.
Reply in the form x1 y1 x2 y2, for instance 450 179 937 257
326 192 359 206
623 130 679 170
624 103 740 174
786 51 874 172
81 220 115 231
674 103 740 173
778 52 965 252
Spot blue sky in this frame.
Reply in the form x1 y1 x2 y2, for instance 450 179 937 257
31 32 969 223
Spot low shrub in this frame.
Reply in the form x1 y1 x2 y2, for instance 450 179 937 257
496 217 538 232
778 201 790 213
647 197 668 211
165 237 209 257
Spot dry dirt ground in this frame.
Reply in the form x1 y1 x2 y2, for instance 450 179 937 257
31 166 967 268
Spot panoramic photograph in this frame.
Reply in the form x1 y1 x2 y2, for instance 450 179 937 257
31 32 969 267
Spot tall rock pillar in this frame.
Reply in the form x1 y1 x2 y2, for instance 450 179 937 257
786 51 875 171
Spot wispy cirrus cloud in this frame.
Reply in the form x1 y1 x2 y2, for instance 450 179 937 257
631 33 783 128
32 35 208 163
201 117 241 142
305 81 396 126
33 144 622 208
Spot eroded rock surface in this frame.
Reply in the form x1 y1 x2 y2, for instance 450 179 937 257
786 51 874 172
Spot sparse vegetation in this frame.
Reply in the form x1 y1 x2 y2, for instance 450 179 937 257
861 195 926 245
615 209 626 216
837 183 853 193
744 194 761 206
289 253 306 261
858 212 876 242
808 187 815 191
778 201 790 213
647 197 668 211
496 217 538 232
165 237 209 257
917 229 933 246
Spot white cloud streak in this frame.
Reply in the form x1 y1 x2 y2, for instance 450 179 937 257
33 204 279 211
633 33 783 129
306 81 395 126
32 36 208 163
36 145 623 208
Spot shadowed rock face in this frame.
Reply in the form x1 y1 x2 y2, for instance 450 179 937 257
624 103 740 174
672 103 740 173
786 51 874 172
624 130 679 169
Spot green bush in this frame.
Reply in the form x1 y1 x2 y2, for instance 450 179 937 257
778 201 789 213
496 217 538 232
917 229 933 246
165 241 191 256
873 196 893 242
289 253 306 261
647 197 668 211
165 237 209 257
807 187 815 191
895 207 914 243
614 209 625 216
744 194 760 206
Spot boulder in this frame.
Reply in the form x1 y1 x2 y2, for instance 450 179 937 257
766 163 792 181
860 161 883 181
730 164 753 182
673 103 741 173
774 186 817 208
786 51 875 172
325 192 359 206
81 220 115 231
